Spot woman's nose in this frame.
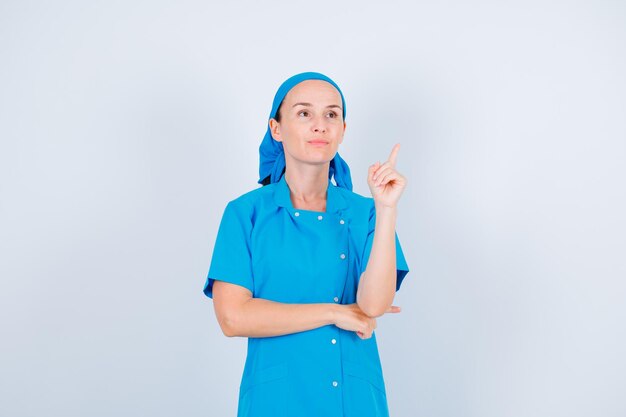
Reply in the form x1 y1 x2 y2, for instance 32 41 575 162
312 117 327 132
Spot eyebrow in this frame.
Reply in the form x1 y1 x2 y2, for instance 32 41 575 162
292 102 342 110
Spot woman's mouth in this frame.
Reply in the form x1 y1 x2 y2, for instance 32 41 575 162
308 140 329 146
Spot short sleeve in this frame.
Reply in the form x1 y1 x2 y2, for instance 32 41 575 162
360 201 410 292
203 200 254 299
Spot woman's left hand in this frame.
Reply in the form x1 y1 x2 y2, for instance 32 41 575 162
367 143 407 208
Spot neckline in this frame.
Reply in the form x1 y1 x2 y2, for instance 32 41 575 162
292 207 326 214
273 173 348 214
284 176 330 214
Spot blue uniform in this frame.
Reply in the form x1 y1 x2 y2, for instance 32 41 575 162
203 174 409 417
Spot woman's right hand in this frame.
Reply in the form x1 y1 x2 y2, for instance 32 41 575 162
333 303 402 339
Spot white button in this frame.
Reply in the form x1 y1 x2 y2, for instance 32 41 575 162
331 339 336 344
340 219 345 224
333 296 339 302
332 381 338 387
317 215 323 220
294 211 300 216
340 253 346 259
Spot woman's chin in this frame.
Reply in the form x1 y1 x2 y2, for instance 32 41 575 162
308 152 335 162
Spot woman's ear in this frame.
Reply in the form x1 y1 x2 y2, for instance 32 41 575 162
269 118 282 142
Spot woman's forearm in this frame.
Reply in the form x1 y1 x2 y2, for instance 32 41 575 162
227 298 339 338
356 204 397 317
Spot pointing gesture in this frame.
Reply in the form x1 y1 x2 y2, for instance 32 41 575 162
367 143 407 208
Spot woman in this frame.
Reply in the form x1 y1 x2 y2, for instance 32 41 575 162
203 71 410 417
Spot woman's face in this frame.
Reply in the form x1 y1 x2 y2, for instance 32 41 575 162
269 79 346 169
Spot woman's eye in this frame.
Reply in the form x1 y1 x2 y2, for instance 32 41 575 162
297 110 338 118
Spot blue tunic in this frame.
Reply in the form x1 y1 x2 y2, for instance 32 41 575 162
203 174 409 417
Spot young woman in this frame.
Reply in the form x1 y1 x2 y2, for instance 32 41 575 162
203 71 410 417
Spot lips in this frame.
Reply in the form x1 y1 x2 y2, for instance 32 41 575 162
308 139 329 144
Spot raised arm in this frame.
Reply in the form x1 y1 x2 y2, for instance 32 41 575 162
357 143 408 317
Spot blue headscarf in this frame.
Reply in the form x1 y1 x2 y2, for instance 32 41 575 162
258 71 353 191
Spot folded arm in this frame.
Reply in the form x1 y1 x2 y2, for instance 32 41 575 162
212 280 338 338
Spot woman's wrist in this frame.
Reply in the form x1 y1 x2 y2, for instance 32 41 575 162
328 303 341 325
374 202 398 214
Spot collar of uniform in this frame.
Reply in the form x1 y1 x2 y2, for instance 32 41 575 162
273 174 348 213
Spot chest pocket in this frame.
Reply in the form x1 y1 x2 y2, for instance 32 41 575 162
251 209 350 303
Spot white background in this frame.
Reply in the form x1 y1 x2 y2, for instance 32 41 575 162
1 1 625 416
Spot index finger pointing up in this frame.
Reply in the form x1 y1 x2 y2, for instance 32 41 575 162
387 143 400 167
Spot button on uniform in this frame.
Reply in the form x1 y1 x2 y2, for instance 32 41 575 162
340 253 346 260
333 296 339 302
332 381 338 387
318 215 323 220
331 338 336 344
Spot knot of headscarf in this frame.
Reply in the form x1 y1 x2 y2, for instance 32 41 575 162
257 71 353 191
